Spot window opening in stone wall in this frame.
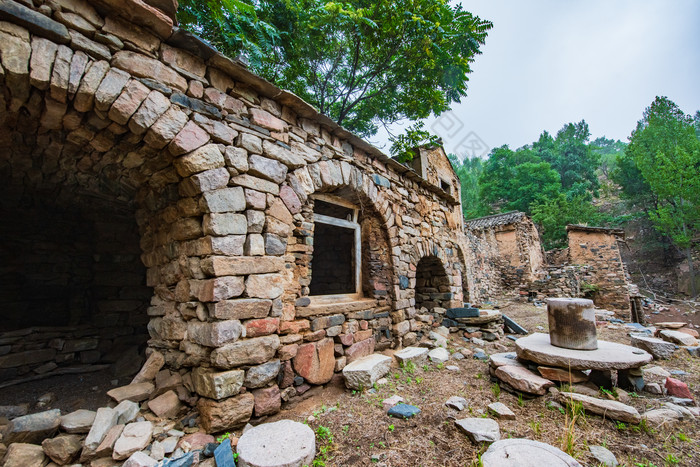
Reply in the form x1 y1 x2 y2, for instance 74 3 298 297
309 196 361 297
440 178 451 194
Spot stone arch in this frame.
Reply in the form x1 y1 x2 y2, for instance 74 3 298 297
0 19 235 383
282 160 397 305
414 255 452 312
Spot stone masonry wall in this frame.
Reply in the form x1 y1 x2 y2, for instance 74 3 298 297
0 0 467 431
567 227 631 315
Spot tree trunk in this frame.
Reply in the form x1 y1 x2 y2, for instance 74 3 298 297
686 247 697 298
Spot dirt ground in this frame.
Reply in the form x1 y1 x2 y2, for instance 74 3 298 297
1 299 697 466
265 299 700 467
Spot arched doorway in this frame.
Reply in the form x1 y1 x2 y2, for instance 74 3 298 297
414 256 451 312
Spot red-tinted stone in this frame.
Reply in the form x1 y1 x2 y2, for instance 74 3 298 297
250 108 286 132
678 328 699 338
337 334 354 346
279 320 310 334
345 337 375 363
278 344 299 361
177 432 215 451
169 121 211 156
253 385 281 416
245 318 279 337
279 185 302 214
303 330 326 342
293 338 334 385
354 330 373 342
665 377 694 400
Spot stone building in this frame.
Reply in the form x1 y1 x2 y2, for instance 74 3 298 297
463 211 545 301
0 0 470 430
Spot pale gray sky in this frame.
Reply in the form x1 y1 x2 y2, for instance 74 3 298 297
371 0 700 159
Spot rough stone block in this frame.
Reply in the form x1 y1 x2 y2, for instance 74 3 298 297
129 89 170 134
29 37 58 90
84 407 119 450
211 335 280 368
208 298 272 320
187 320 243 347
113 421 154 460
112 50 186 91
200 187 245 213
4 408 61 444
342 354 392 390
174 144 224 177
253 385 281 416
190 276 245 302
197 392 254 432
203 213 248 236
245 273 284 299
293 338 335 385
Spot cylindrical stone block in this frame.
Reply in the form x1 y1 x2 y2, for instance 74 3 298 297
547 298 597 350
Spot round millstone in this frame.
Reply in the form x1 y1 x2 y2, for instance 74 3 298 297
515 333 652 370
236 420 315 467
482 439 582 466
547 298 597 350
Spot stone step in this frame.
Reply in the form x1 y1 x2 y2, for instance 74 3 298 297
295 299 377 318
558 391 640 423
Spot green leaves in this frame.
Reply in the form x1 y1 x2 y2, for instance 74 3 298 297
178 0 491 137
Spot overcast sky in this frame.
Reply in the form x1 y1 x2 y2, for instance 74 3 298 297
371 0 700 160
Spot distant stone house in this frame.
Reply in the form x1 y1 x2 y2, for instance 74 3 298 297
463 211 546 302
0 0 471 431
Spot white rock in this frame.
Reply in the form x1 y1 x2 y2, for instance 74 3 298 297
237 420 315 467
589 445 618 467
115 400 140 425
445 396 467 411
428 331 447 348
488 352 524 368
642 365 671 384
455 418 500 443
122 451 158 467
84 407 119 450
428 347 449 364
487 402 515 420
630 334 676 359
394 347 429 366
113 421 154 460
342 354 392 390
482 439 582 466
123 451 157 467
60 409 96 434
659 330 698 346
641 408 681 427
495 365 554 395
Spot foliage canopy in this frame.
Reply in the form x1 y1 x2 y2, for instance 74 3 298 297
178 0 492 137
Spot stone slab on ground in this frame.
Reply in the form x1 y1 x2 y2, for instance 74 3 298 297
516 333 652 370
382 395 404 412
630 334 676 359
393 347 429 366
123 451 158 467
446 396 467 411
342 353 392 390
589 445 618 467
481 439 582 466
641 408 682 427
454 309 502 325
488 352 524 368
454 418 500 443
659 330 698 346
495 365 554 395
487 402 515 420
236 419 315 467
558 392 640 423
4 408 61 444
387 403 421 419
428 347 449 363
60 408 96 433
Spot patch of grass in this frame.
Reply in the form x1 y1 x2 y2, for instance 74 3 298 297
665 453 680 465
517 393 524 407
313 425 335 467
490 383 501 399
401 360 416 375
388 424 395 432
528 419 541 436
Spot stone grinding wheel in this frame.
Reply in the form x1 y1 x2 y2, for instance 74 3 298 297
547 298 597 350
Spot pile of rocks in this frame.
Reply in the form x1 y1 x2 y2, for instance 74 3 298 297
439 306 505 341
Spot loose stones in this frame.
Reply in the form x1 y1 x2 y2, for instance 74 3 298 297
342 353 392 390
236 420 315 467
481 439 582 466
455 418 500 443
